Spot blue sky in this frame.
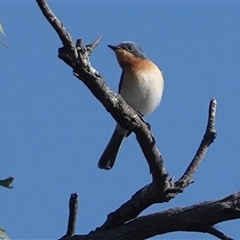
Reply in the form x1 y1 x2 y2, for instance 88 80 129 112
1 1 240 239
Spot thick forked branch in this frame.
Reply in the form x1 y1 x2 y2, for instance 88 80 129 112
61 192 240 240
97 98 217 230
36 1 238 240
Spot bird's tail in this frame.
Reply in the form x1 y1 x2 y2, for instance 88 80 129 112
98 126 127 170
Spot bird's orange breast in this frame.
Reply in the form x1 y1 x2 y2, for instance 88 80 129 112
114 49 160 78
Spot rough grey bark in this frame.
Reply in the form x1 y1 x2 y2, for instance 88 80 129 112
36 1 239 239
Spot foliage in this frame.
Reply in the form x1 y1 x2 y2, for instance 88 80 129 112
0 22 9 49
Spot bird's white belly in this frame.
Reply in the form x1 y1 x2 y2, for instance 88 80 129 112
120 71 164 116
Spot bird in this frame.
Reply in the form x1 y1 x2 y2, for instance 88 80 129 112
98 41 164 170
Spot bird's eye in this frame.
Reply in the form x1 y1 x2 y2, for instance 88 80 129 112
128 45 134 51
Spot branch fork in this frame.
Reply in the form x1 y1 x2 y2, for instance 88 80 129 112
35 1 238 239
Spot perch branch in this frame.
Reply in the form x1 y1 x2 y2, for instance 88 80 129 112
36 0 167 182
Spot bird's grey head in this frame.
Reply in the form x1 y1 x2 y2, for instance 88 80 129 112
108 41 147 59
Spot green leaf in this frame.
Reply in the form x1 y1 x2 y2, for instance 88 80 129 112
0 177 14 189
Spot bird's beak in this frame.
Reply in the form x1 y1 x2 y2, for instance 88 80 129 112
107 44 120 51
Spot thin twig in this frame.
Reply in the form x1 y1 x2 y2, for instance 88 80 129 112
66 193 78 236
207 227 233 240
175 98 217 188
86 35 103 54
36 0 74 47
75 37 102 75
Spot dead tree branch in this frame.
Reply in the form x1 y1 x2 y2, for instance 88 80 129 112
60 192 240 240
36 0 167 182
36 1 238 239
97 98 217 231
175 98 217 189
66 193 78 237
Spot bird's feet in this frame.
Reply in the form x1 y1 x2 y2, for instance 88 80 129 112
136 111 152 131
136 112 155 145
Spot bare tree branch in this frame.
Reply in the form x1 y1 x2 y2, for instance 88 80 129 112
36 0 167 182
175 98 217 189
66 193 78 237
61 192 240 240
36 0 74 47
206 227 233 240
97 98 217 230
35 1 239 239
